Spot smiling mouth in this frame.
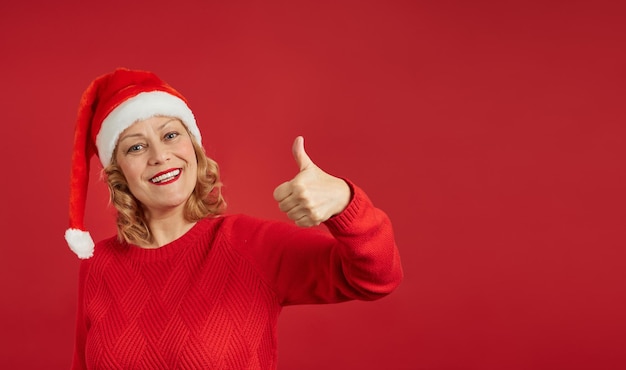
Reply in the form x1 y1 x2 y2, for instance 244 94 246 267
150 168 181 184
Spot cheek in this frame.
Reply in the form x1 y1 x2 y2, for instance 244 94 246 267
186 155 198 178
118 161 143 184
182 141 198 165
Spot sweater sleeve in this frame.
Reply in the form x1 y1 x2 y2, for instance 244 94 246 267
71 259 91 370
231 180 403 306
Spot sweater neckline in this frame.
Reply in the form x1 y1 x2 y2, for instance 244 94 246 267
122 217 217 262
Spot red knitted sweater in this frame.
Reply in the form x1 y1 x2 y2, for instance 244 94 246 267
72 183 403 369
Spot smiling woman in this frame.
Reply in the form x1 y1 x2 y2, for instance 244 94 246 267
106 116 223 249
65 68 403 369
115 118 198 217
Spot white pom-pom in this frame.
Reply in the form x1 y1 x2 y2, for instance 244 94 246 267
65 228 95 259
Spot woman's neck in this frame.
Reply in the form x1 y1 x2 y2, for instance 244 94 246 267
141 208 196 249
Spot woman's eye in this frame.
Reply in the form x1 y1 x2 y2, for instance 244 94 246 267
128 144 144 153
165 132 179 140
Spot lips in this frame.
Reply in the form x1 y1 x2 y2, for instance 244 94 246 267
149 168 181 184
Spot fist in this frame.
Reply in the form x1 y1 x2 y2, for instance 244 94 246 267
273 136 351 227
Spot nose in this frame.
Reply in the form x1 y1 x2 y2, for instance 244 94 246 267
148 142 170 165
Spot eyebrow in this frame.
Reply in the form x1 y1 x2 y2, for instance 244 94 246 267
117 118 180 143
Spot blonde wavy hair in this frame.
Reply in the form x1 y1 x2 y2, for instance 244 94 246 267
104 131 225 246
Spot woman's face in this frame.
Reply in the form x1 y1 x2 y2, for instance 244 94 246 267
114 116 197 217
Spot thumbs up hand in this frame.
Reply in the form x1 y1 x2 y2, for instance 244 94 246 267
273 136 351 227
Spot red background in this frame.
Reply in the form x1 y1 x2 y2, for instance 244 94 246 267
1 1 625 369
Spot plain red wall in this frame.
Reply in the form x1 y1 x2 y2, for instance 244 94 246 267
1 0 625 369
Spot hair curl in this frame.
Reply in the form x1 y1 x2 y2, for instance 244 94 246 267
104 134 225 246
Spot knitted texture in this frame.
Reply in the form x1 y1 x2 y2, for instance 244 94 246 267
72 183 403 369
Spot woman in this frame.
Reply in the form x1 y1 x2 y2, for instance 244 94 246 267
65 68 403 369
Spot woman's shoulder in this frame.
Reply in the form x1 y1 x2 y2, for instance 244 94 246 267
91 235 120 254
89 235 125 262
214 213 288 232
214 213 310 252
211 213 269 226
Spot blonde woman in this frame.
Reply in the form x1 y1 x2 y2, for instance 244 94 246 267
65 68 403 369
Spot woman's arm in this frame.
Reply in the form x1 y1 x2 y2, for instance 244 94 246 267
229 135 402 305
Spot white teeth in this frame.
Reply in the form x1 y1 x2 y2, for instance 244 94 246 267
150 169 181 183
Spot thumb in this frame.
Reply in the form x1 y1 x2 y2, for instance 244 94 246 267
292 136 314 172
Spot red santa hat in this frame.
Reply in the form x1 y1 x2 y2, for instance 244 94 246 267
65 68 201 259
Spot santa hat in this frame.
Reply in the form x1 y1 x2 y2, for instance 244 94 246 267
65 68 202 259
